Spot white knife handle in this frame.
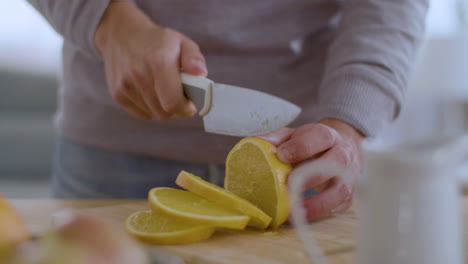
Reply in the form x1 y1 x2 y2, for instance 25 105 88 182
181 73 213 116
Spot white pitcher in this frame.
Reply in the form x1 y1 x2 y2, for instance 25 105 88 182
289 134 466 264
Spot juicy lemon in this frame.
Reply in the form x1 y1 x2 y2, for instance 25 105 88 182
225 137 292 228
148 187 250 230
0 194 29 255
125 211 215 245
176 170 272 229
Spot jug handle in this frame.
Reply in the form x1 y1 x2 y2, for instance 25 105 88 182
289 160 350 264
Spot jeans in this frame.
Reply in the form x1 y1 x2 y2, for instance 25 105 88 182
51 137 224 199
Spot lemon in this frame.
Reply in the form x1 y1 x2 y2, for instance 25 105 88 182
148 187 250 230
175 170 272 229
125 211 215 245
0 194 29 256
225 137 292 228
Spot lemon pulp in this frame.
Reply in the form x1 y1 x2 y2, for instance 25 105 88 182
176 170 271 229
225 138 291 228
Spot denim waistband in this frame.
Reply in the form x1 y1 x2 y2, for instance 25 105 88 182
51 136 225 199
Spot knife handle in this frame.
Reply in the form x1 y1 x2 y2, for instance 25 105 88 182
181 73 213 116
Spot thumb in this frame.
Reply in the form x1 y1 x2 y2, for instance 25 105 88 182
180 38 208 76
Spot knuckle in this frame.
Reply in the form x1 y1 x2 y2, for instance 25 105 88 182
334 146 353 168
279 144 296 162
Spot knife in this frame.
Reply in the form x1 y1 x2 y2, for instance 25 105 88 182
181 73 301 137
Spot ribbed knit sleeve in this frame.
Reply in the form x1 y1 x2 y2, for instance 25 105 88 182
316 0 429 136
27 0 112 57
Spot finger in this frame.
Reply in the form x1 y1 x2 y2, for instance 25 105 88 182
277 124 337 164
150 41 196 117
131 65 173 120
180 38 208 76
257 127 294 147
302 179 352 220
113 92 152 120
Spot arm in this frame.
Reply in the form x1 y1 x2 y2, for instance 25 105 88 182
262 0 429 220
316 0 429 136
27 0 207 119
26 0 114 57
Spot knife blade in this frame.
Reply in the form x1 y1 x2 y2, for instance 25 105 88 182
181 73 301 137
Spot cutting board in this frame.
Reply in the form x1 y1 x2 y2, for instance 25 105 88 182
68 201 359 264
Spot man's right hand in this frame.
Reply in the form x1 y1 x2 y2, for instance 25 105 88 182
94 1 207 120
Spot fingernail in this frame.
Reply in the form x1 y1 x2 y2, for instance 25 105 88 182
191 59 207 75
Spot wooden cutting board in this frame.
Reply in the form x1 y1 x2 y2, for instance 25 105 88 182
70 201 359 264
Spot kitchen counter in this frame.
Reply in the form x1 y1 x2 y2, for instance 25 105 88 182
10 198 468 264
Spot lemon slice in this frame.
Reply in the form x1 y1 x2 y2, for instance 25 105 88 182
175 170 272 229
225 137 292 228
125 211 215 245
0 194 29 255
148 187 250 230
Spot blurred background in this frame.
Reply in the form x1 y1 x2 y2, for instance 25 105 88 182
0 0 467 198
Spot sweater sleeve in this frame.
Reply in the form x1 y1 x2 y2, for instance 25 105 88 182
315 0 429 137
26 0 113 57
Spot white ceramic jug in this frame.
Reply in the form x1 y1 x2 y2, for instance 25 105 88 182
289 135 466 264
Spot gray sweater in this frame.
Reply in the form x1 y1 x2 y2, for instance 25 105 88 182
27 0 428 164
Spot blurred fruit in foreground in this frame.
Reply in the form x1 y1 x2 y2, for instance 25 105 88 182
125 210 215 245
49 212 150 264
1 212 150 264
0 194 29 256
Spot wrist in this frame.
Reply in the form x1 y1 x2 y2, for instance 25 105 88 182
94 1 155 54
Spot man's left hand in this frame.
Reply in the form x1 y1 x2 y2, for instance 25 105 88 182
259 118 364 220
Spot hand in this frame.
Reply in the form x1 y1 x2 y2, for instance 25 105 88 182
259 119 364 220
94 1 207 120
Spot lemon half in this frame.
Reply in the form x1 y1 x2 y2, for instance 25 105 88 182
225 137 291 228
